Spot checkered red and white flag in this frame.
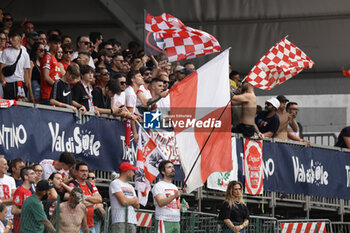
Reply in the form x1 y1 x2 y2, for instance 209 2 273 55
145 13 221 62
245 37 314 90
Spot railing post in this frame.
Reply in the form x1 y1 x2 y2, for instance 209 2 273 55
191 211 195 233
125 204 128 233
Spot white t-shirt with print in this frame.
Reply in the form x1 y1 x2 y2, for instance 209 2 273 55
0 175 16 220
152 181 180 222
109 179 137 224
113 92 126 108
39 159 69 180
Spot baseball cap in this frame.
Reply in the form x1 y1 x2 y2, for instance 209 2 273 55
36 180 54 191
71 187 85 203
276 95 289 103
266 97 280 109
119 162 137 172
184 68 194 76
174 65 185 72
27 31 39 40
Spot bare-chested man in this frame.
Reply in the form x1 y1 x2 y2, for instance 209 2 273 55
231 82 262 138
51 187 89 233
275 95 292 140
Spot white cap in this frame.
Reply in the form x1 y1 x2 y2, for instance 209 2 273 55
266 97 280 109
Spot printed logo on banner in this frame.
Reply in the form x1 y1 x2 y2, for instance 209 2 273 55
143 111 161 129
0 124 27 150
244 139 263 195
292 156 328 186
48 122 101 157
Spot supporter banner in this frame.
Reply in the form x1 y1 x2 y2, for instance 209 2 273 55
244 139 263 195
236 138 350 200
207 137 238 192
150 129 180 165
0 106 136 171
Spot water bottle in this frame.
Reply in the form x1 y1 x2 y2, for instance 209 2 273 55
181 198 188 213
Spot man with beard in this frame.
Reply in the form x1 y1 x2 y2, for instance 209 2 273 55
255 97 280 138
231 81 262 138
51 187 89 233
19 180 56 233
109 162 139 233
152 160 188 233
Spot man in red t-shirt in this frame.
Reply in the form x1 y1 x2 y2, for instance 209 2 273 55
12 166 36 233
40 34 62 104
69 161 102 231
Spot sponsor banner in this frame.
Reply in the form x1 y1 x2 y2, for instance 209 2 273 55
0 106 136 171
207 137 238 192
244 139 263 195
150 129 180 165
236 138 350 200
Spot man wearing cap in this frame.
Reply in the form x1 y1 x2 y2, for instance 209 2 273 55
232 81 263 139
109 162 139 233
171 65 186 87
255 97 280 138
25 31 39 55
275 95 293 140
51 187 89 233
19 180 56 233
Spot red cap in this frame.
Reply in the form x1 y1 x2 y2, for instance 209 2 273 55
119 162 138 172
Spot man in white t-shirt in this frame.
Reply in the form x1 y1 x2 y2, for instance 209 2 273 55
109 162 139 233
0 156 16 221
152 160 188 233
39 152 76 181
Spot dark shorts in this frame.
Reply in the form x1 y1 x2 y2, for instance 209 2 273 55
3 81 27 100
237 123 255 138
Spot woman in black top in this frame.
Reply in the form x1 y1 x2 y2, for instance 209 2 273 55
219 181 249 233
29 42 45 102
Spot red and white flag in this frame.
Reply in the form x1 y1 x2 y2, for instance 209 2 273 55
169 49 232 193
145 13 221 62
135 127 167 206
245 37 314 90
244 139 263 195
0 99 17 108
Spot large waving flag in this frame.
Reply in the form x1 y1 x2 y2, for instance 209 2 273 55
145 13 221 62
245 37 314 90
169 49 232 193
135 128 166 206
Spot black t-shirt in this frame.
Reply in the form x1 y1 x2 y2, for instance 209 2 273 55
255 111 280 137
92 86 110 109
72 82 90 110
219 201 249 223
335 126 350 148
50 79 72 105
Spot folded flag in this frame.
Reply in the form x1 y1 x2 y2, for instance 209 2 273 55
145 13 221 62
245 37 314 90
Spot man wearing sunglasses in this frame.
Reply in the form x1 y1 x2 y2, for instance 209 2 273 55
58 43 75 76
71 35 95 69
255 97 280 138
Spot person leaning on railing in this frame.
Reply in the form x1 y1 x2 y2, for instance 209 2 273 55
219 181 249 233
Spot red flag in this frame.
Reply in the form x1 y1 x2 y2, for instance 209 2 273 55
245 37 314 90
169 49 232 193
0 99 17 108
135 128 166 206
342 67 350 77
244 139 263 195
145 13 221 62
125 120 131 147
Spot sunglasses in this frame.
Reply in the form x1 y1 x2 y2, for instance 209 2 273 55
81 41 91 46
101 72 110 76
0 38 7 41
37 49 45 52
119 81 127 85
106 48 113 51
64 50 74 54
144 72 152 76
4 18 13 22
163 81 169 84
88 177 96 180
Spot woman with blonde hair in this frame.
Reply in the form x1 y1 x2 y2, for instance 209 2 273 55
219 181 249 233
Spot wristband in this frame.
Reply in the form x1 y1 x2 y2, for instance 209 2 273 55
110 108 114 115
58 103 62 107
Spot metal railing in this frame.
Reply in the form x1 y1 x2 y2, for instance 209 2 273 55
303 133 337 146
332 222 350 233
278 219 333 233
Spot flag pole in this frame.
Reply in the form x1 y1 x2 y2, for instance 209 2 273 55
182 97 232 190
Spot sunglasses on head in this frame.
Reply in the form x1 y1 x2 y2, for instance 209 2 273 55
119 81 127 85
64 50 74 54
